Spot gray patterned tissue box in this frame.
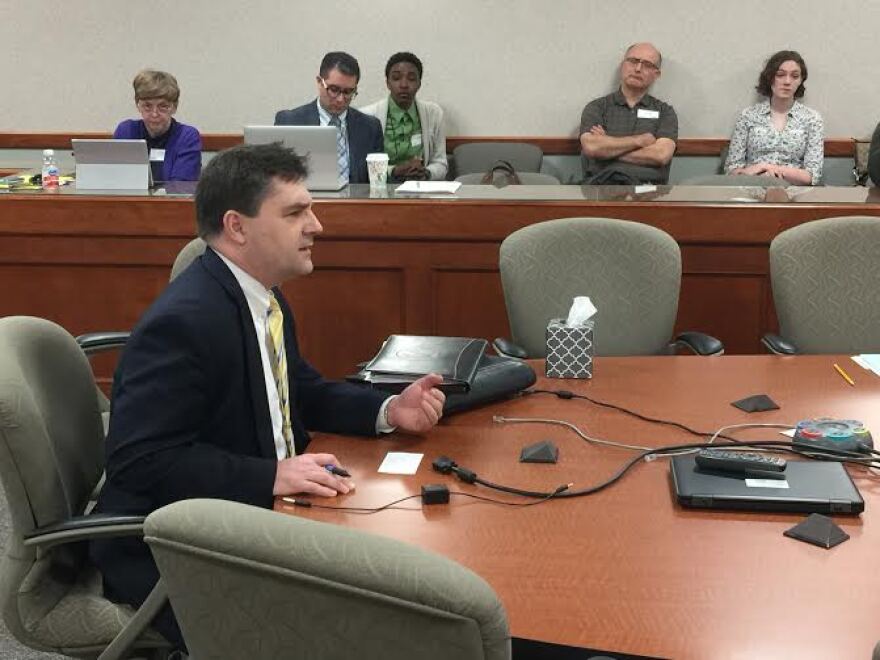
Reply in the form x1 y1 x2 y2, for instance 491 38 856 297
545 318 594 379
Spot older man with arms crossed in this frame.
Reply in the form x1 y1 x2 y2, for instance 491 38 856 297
90 143 444 650
580 42 677 184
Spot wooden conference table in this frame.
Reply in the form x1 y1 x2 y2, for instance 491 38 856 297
2 184 880 382
279 355 880 660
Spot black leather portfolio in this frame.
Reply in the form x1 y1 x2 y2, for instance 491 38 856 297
348 335 488 393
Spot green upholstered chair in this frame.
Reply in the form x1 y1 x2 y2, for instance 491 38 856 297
679 173 789 187
0 316 170 659
77 236 208 433
496 217 723 358
168 237 206 281
145 499 511 660
763 216 880 354
455 172 560 185
452 143 543 176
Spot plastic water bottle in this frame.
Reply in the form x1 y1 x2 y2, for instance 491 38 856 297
41 149 59 189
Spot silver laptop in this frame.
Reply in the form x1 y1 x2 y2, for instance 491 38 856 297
243 125 346 191
72 139 151 190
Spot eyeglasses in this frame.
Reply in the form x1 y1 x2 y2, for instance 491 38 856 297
137 100 175 115
623 57 660 72
319 77 358 99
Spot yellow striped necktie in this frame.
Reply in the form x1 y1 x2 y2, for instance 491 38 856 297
266 293 294 457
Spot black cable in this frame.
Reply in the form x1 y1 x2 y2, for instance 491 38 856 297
524 388 746 443
282 485 573 514
439 440 880 501
281 493 423 514
524 387 880 462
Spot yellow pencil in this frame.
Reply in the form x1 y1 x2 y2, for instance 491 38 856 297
833 363 855 387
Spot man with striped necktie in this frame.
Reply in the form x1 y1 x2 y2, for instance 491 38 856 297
91 143 445 651
275 51 384 185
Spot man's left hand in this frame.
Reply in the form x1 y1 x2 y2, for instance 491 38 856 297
387 373 446 433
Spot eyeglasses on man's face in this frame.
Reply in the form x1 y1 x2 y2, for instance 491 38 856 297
137 100 175 116
623 57 660 72
319 77 358 99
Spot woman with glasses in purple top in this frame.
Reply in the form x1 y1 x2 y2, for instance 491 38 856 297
113 70 202 182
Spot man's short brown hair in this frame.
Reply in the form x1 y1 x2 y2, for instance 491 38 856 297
132 69 180 103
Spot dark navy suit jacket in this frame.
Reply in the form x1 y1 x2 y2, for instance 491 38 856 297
274 100 384 184
91 246 388 646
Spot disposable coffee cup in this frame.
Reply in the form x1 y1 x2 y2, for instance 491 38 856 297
366 153 389 186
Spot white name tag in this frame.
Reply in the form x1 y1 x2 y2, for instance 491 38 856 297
411 133 423 147
149 149 166 162
745 478 790 489
637 109 660 119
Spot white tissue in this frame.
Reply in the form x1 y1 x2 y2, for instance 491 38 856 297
565 296 597 326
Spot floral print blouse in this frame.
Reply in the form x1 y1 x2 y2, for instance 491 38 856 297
724 100 825 184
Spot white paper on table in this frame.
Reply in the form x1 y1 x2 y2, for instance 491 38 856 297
779 428 796 438
377 452 424 475
852 355 870 370
395 181 461 193
857 354 880 376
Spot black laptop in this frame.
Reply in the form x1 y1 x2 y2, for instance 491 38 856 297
671 455 864 514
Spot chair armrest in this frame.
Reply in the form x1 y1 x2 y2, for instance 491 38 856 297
23 513 146 549
673 332 724 356
492 337 529 359
76 331 130 355
761 333 799 355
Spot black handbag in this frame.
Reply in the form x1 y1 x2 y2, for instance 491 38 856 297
480 160 523 186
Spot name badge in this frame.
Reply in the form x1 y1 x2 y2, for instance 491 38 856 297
637 109 660 119
411 133 423 147
149 149 166 162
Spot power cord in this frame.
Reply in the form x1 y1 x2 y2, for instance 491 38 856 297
523 388 748 443
433 439 880 501
281 483 574 515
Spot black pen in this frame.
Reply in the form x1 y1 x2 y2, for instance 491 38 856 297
325 464 351 478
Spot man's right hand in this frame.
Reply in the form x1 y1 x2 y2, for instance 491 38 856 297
273 453 352 497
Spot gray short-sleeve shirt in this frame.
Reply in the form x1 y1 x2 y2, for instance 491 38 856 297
579 89 678 184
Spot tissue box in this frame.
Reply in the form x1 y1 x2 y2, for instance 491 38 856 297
545 318 594 379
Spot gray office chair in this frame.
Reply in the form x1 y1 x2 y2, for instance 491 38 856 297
495 217 723 357
455 172 560 185
0 316 171 659
763 216 880 354
145 499 511 660
452 142 543 176
169 237 206 280
679 173 788 187
77 237 208 424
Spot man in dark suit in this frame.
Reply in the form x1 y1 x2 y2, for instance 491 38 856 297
90 143 445 649
274 51 384 184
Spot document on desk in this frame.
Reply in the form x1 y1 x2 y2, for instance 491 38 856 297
852 354 880 376
378 452 423 475
395 181 461 194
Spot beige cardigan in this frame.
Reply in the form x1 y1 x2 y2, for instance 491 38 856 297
359 97 449 180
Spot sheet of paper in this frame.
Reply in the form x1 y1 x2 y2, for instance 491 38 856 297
377 452 423 475
857 354 880 376
779 428 796 437
851 355 870 370
395 181 461 194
